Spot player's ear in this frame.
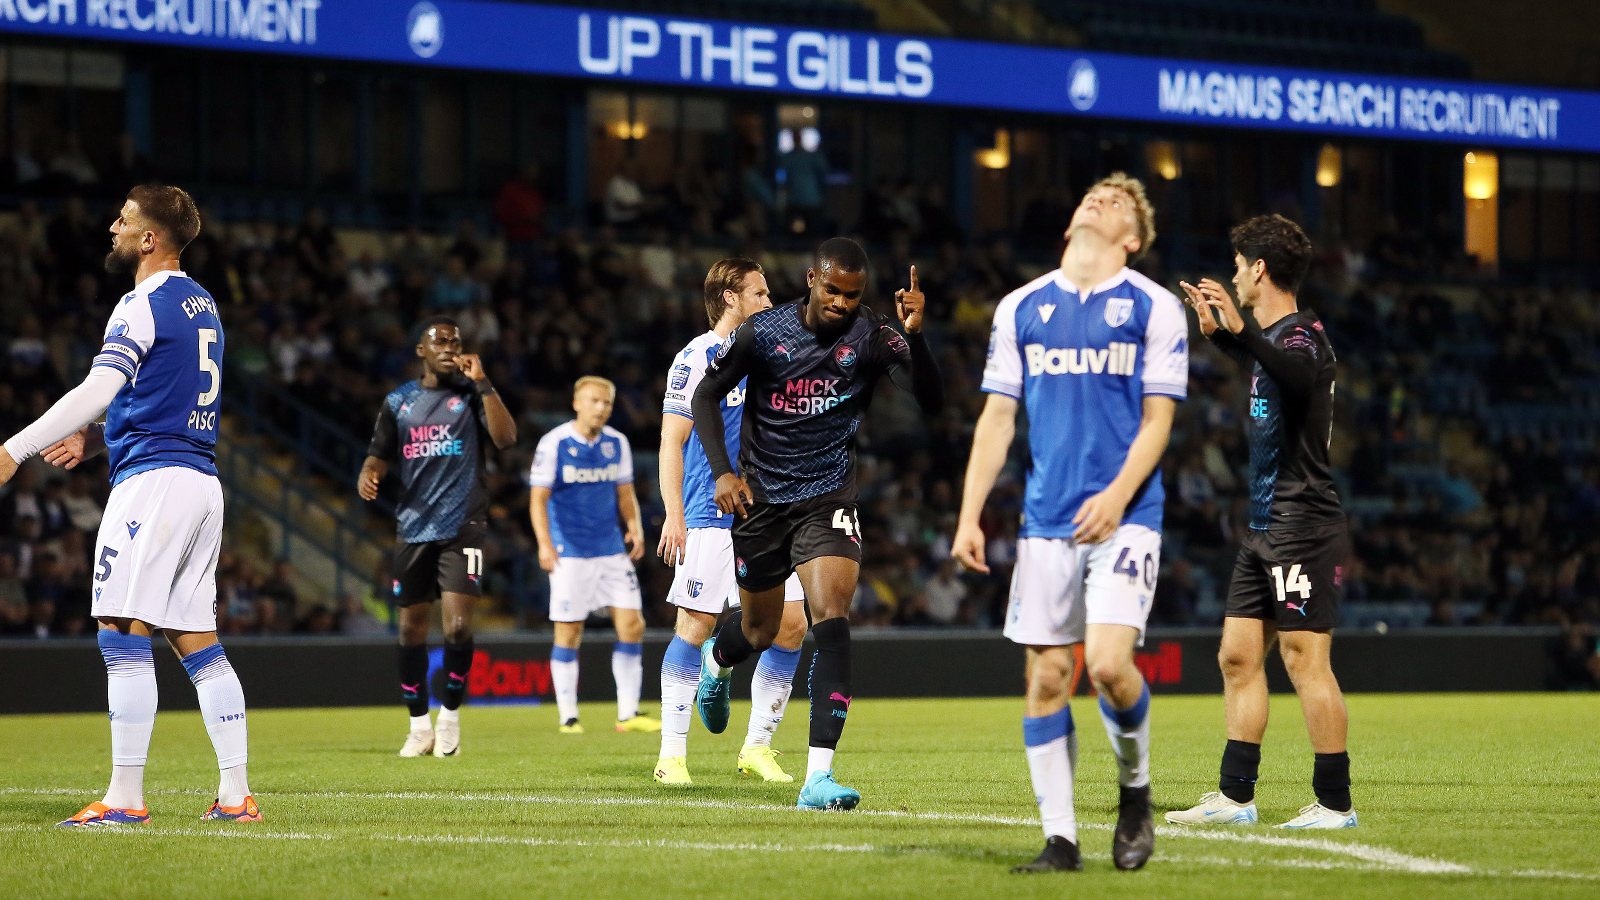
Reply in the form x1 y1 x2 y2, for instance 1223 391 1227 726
1124 233 1142 257
805 268 816 288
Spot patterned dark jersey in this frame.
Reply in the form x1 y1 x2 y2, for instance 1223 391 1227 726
367 379 489 543
1210 310 1343 531
692 298 942 504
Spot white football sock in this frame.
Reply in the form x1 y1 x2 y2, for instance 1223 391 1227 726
551 650 580 723
613 642 643 722
745 645 799 748
806 746 834 779
436 706 460 727
219 765 251 808
659 636 700 758
99 631 157 810
409 713 433 732
183 645 250 804
1025 707 1078 843
1098 685 1151 789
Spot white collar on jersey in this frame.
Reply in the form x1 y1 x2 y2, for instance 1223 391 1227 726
565 421 606 446
131 269 188 295
1052 267 1129 302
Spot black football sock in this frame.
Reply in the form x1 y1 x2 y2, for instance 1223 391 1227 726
440 640 474 711
1219 739 1262 804
711 610 755 669
399 644 431 718
807 617 852 750
1313 751 1352 812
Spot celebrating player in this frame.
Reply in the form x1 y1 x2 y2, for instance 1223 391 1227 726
1169 215 1355 829
530 377 659 734
953 174 1187 872
0 186 259 825
691 238 943 810
655 259 809 786
359 316 517 757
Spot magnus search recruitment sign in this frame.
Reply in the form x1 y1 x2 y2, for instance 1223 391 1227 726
3 0 1596 152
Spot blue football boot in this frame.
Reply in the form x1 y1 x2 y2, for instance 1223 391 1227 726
695 639 731 734
796 770 860 811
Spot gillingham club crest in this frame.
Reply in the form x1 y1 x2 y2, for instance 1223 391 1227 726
602 442 617 459
1104 298 1133 328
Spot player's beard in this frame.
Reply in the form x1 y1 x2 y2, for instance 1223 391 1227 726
104 242 139 277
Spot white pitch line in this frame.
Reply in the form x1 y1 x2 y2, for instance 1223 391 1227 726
0 823 1416 874
5 787 1593 880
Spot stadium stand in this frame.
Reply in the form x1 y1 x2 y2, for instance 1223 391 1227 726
1 169 1596 658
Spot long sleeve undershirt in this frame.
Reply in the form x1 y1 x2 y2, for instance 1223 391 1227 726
1208 315 1317 399
3 368 126 461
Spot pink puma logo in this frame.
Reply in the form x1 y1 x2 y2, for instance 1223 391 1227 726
401 683 420 692
448 672 466 681
830 692 852 709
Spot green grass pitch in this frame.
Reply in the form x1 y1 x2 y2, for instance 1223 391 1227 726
3 693 1598 899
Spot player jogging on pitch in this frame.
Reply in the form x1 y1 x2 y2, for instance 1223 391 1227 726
1169 214 1355 829
691 237 943 810
954 174 1188 872
655 258 809 786
0 186 259 825
531 377 659 734
359 316 517 757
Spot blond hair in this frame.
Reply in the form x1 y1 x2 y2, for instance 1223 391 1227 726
1090 172 1156 262
573 375 616 399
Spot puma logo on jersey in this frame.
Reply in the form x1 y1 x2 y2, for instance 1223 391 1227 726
1024 342 1138 376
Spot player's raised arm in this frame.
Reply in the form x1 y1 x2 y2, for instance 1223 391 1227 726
460 353 517 450
883 265 944 415
691 328 756 517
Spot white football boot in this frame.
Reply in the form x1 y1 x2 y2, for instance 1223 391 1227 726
1277 802 1357 829
433 717 460 757
399 728 435 758
1164 791 1259 825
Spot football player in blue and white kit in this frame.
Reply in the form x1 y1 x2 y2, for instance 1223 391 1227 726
654 258 808 786
953 174 1188 872
0 186 259 825
530 377 659 734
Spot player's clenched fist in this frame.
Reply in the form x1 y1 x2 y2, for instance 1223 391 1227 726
713 472 754 518
458 353 486 382
894 265 924 334
951 521 989 574
357 459 386 501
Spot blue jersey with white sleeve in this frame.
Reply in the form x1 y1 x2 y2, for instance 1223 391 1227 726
662 330 746 530
530 422 633 558
90 270 224 487
982 268 1188 537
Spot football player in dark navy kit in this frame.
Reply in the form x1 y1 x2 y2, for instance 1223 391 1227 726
690 237 944 810
1170 215 1357 830
359 317 517 758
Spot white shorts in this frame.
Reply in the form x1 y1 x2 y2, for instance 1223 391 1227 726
1002 525 1161 648
548 553 643 622
667 527 803 614
90 466 225 633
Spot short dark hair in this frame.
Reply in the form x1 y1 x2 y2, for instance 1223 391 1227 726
1230 214 1312 294
702 258 764 327
126 184 201 251
415 315 459 342
814 237 869 275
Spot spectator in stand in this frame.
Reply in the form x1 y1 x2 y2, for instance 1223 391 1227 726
605 158 646 228
495 163 546 263
0 551 30 636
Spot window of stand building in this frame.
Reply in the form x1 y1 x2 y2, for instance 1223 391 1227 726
4 46 128 194
588 89 728 234
313 71 358 194
971 126 1050 238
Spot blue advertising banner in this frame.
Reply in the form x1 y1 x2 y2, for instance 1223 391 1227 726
3 0 1597 153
